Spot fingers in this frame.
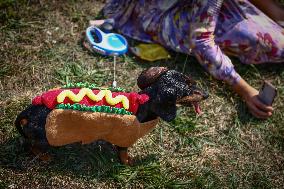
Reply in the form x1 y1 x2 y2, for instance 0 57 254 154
253 97 274 112
247 101 270 119
249 109 270 119
247 98 273 119
234 80 274 119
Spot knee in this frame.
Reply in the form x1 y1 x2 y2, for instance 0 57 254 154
257 32 284 57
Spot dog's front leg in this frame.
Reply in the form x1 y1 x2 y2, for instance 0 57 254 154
117 147 133 166
29 142 52 162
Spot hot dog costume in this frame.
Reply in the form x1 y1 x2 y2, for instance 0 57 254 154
32 83 159 147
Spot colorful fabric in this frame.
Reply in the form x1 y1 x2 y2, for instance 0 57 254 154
32 88 149 114
103 0 284 85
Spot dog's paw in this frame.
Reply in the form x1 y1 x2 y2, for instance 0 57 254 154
31 146 52 162
118 150 134 166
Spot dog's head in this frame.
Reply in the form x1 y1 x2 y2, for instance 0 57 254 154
137 67 209 122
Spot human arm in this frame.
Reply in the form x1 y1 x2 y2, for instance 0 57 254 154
190 0 241 85
190 0 273 118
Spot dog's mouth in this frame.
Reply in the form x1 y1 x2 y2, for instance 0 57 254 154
176 96 204 114
192 102 202 114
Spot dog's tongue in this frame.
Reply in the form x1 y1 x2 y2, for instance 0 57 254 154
193 102 202 114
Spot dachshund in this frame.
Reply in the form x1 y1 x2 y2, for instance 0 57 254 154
15 67 208 165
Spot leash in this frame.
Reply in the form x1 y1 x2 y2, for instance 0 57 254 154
85 25 128 87
113 55 117 87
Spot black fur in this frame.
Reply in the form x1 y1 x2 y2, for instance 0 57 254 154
137 70 205 122
15 105 51 151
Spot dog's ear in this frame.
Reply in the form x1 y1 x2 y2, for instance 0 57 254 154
158 86 177 103
137 67 168 90
150 86 178 122
151 101 177 122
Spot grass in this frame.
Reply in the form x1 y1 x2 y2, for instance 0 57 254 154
1 0 284 188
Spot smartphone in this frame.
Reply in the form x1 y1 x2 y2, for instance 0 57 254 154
258 81 277 106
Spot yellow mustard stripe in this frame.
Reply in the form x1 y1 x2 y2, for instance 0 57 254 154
57 88 129 110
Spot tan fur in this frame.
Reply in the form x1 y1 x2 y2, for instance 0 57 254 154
20 118 28 126
176 95 203 105
45 109 159 147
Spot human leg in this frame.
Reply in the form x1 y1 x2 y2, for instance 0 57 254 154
215 1 284 64
248 0 284 23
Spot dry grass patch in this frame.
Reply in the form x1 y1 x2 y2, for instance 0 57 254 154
1 0 284 188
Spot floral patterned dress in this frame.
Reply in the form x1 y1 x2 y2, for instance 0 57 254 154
103 0 284 85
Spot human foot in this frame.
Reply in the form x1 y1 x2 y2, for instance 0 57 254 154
89 19 115 31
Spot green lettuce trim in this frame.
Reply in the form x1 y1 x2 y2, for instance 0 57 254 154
62 82 127 92
56 103 133 115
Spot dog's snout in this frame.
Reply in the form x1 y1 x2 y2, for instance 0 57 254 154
192 89 209 100
193 90 202 95
203 92 209 99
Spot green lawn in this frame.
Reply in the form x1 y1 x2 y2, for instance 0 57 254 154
1 1 284 188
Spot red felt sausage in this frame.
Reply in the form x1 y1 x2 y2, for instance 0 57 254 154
32 89 149 114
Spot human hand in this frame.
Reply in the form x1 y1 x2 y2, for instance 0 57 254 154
242 86 273 119
233 78 274 119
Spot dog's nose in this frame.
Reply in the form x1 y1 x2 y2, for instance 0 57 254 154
203 92 209 99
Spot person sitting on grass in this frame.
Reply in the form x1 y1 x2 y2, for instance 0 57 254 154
92 0 284 119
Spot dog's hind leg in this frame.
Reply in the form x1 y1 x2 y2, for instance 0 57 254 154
117 147 133 166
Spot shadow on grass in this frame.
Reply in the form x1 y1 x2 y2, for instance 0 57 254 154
1 136 172 186
1 136 188 188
